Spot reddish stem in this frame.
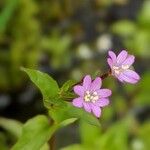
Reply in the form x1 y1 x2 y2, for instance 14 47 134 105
75 69 111 86
100 69 111 80
50 134 55 150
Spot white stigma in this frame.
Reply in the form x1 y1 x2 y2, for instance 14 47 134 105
84 91 99 103
122 64 129 70
112 64 129 75
113 66 119 70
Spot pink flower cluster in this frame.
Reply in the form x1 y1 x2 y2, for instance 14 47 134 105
72 50 140 118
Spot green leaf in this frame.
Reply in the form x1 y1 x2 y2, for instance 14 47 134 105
22 68 66 107
138 0 150 26
12 115 58 150
111 20 136 36
137 122 150 150
95 119 129 150
0 132 9 150
22 68 100 127
0 0 18 33
40 143 50 150
60 80 76 93
41 33 72 68
0 117 22 138
22 68 59 99
59 118 78 127
60 80 76 101
79 120 101 146
125 29 150 57
49 102 100 127
133 72 150 105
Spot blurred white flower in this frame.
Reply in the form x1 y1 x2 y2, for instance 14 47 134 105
132 139 144 150
96 34 112 53
77 44 93 59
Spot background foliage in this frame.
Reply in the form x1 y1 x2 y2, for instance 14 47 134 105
0 0 149 149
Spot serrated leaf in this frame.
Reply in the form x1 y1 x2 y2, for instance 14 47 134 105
12 115 58 150
22 68 66 107
49 102 100 127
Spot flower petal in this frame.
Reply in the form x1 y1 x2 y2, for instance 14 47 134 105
107 58 113 67
83 75 92 90
97 89 112 98
122 55 135 66
83 102 91 112
119 73 138 84
91 77 102 91
108 51 117 63
91 104 101 118
73 85 85 96
117 74 124 82
117 50 128 64
72 97 83 108
124 69 140 80
95 98 109 107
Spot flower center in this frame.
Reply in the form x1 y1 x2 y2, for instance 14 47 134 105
84 91 99 103
112 64 129 75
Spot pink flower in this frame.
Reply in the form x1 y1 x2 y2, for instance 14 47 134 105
107 50 140 84
72 75 112 118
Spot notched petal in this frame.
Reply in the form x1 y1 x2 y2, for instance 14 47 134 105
108 51 117 63
91 77 102 91
73 85 85 96
97 89 112 98
72 97 83 108
91 105 101 118
107 58 113 67
83 75 92 90
96 99 110 107
117 50 128 64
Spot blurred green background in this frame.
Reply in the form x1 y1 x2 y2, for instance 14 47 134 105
0 0 149 150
